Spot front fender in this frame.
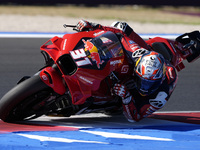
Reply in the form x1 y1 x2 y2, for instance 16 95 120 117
40 67 66 95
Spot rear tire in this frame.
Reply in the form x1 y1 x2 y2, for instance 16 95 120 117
0 74 52 122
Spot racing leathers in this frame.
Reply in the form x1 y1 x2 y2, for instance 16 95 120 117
76 20 178 122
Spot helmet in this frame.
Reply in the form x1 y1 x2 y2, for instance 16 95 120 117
134 51 166 96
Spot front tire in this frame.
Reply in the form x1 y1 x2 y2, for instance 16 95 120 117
0 74 52 122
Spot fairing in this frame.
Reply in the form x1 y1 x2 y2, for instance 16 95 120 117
40 30 129 105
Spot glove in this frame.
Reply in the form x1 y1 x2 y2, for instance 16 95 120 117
111 21 133 36
76 19 93 32
113 84 127 98
113 84 132 104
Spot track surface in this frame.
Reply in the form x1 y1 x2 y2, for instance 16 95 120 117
0 37 200 149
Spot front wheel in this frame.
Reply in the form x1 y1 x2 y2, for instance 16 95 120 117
0 74 54 122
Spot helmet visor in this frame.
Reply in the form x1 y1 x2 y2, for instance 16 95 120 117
135 74 162 95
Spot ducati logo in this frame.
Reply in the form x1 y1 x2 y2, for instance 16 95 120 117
42 75 48 81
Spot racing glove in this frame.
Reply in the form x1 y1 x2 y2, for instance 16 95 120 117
113 83 140 122
111 21 133 36
76 19 102 32
113 84 131 103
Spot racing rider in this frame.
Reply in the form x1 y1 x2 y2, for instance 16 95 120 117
76 20 177 122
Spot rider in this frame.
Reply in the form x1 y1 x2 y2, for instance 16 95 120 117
76 19 178 122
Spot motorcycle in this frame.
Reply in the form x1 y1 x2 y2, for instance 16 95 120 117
0 25 199 123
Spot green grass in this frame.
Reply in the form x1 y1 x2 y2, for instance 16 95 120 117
0 5 200 24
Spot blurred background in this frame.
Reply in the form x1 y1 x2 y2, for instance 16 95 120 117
0 0 200 33
1 0 200 6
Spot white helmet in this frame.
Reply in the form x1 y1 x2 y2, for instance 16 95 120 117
134 51 166 96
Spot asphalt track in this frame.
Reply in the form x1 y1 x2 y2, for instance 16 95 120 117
0 34 200 149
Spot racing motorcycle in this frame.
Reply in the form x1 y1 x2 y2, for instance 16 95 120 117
0 24 199 123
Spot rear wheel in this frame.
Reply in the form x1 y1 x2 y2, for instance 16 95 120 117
0 74 54 122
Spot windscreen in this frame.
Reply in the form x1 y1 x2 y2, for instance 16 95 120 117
70 31 124 70
91 31 124 60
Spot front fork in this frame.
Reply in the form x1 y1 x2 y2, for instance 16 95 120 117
39 66 66 95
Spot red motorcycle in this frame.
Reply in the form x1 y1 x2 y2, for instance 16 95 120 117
0 25 199 122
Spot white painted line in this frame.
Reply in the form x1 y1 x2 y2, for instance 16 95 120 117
80 130 174 141
17 133 109 144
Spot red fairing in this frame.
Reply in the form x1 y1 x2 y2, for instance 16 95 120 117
40 30 131 105
146 37 184 69
40 67 66 95
63 67 112 105
145 37 199 72
65 54 129 105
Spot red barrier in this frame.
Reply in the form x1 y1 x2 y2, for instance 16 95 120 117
150 112 200 124
0 120 78 133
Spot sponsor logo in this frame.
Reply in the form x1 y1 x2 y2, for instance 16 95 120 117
110 59 122 66
79 76 93 84
42 75 48 81
121 65 129 73
83 39 94 50
132 49 148 58
93 31 105 36
149 92 167 108
130 44 140 51
91 52 104 69
82 39 104 69
129 40 135 44
62 39 67 50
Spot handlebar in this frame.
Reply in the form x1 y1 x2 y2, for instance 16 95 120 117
63 24 76 28
63 24 79 32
